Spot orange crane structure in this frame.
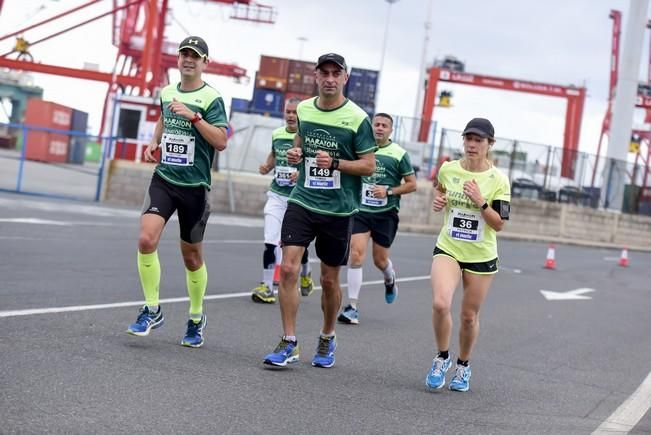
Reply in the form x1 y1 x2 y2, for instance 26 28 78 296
418 68 586 180
0 0 276 136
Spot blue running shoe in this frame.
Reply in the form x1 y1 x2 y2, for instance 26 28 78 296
263 338 300 367
181 314 207 348
385 272 398 304
425 355 451 390
127 305 164 336
337 304 359 325
449 364 471 392
311 335 336 368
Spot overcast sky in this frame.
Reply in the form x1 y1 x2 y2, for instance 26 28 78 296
1 0 649 155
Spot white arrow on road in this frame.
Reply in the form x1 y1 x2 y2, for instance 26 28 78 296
540 288 596 301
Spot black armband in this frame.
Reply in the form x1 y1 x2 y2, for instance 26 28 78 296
491 200 510 220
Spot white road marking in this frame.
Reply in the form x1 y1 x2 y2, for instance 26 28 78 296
202 240 262 244
592 371 651 434
0 197 263 227
0 218 119 226
540 288 595 301
499 265 522 274
0 275 431 318
0 218 72 226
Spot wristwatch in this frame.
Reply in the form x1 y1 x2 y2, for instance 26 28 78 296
481 202 489 210
191 112 203 124
387 188 394 196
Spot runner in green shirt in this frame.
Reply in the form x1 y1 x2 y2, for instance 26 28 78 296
425 118 511 392
263 53 376 369
338 113 417 325
126 36 228 349
251 98 314 304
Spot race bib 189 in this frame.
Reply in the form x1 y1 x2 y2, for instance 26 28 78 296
161 133 195 166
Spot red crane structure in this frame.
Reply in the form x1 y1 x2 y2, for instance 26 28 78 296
418 68 586 179
592 10 651 199
0 0 276 136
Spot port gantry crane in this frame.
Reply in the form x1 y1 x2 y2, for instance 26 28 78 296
0 0 276 134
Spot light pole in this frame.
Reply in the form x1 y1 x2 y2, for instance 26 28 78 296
376 0 400 110
411 0 433 141
297 36 308 60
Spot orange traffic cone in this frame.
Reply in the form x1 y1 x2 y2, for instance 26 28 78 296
544 244 556 269
273 264 281 285
618 247 629 267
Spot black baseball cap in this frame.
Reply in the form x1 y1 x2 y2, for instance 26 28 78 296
462 118 494 138
316 53 347 71
178 36 208 58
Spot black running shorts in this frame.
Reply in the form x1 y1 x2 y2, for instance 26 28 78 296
142 172 210 244
352 210 399 248
281 202 353 267
432 246 498 275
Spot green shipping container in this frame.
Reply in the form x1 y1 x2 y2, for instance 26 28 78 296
85 141 102 162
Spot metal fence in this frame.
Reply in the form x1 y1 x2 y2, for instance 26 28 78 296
216 113 651 215
436 128 651 215
217 112 437 179
0 122 114 201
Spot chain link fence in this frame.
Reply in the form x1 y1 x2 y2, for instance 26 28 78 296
436 128 651 215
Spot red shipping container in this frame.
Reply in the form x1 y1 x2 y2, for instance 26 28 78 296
257 55 290 91
24 99 72 162
287 60 317 95
47 133 70 163
259 55 289 80
24 99 72 129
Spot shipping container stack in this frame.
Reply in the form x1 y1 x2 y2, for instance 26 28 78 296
232 55 319 118
232 56 379 119
344 67 379 117
24 99 73 163
249 56 288 118
285 59 317 103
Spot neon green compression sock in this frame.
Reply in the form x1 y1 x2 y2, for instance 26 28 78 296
186 264 207 322
137 250 160 307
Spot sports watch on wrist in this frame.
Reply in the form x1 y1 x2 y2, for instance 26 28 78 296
387 188 394 196
481 202 489 210
191 112 203 124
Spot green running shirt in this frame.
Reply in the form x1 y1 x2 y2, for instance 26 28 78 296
360 141 415 213
289 97 377 216
155 82 228 189
436 160 511 262
268 127 299 197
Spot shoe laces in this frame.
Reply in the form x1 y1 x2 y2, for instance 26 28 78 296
451 365 467 382
186 319 201 335
274 339 294 354
431 357 446 376
316 336 333 356
136 307 154 322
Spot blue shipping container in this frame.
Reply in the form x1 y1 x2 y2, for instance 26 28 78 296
345 68 379 107
67 109 88 164
231 98 250 114
250 89 284 117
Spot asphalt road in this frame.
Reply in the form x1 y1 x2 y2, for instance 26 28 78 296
1 192 650 434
